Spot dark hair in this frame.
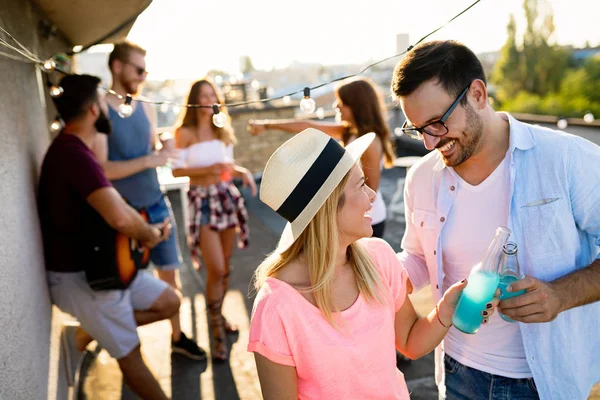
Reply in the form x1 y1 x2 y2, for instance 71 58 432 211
335 78 395 167
391 40 486 103
53 74 101 123
108 41 147 71
176 78 236 144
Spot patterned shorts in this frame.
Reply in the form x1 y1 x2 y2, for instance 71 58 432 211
187 182 249 264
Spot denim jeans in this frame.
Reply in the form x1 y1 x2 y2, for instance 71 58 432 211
145 195 182 269
445 354 539 400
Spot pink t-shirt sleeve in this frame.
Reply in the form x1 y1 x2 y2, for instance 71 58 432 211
364 238 409 312
248 283 295 367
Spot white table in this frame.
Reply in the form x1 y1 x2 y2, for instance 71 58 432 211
157 167 190 235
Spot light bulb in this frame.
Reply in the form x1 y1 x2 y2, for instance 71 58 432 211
118 94 134 118
212 104 226 128
394 127 403 137
50 119 63 133
160 103 169 113
213 113 226 128
557 119 568 130
300 87 316 114
118 103 133 118
300 98 316 113
584 113 595 123
316 107 325 119
42 59 56 72
49 85 64 98
72 45 83 53
172 105 180 115
282 95 291 105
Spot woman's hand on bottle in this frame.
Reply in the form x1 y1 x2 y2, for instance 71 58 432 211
247 120 267 136
441 279 501 325
479 289 501 324
437 279 469 326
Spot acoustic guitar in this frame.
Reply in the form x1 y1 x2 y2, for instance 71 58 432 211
83 208 151 291
114 209 151 285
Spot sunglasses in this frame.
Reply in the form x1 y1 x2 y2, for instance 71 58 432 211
401 84 470 140
125 61 148 77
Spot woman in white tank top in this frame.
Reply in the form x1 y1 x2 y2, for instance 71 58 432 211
172 78 257 362
248 77 395 238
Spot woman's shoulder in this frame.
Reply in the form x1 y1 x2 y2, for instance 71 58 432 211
252 277 310 329
358 237 395 259
175 126 195 146
253 277 295 313
357 237 402 277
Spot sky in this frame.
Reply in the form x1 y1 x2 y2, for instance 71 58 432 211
121 0 600 80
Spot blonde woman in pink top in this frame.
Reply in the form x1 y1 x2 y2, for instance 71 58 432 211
248 129 494 399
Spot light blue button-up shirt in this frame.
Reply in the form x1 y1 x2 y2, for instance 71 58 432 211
398 113 600 400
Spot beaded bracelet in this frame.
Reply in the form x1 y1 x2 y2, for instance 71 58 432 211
435 303 452 328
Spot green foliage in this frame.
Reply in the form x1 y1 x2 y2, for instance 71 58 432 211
492 0 598 118
241 56 255 74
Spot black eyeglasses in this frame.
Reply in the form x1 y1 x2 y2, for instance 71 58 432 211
401 84 470 140
125 61 148 77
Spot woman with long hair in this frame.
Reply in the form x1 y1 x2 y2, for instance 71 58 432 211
248 77 394 238
172 78 257 362
248 128 497 399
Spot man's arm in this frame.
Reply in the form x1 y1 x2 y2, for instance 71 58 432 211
91 134 155 180
500 263 600 323
86 186 162 247
91 103 177 180
500 137 600 322
397 171 431 294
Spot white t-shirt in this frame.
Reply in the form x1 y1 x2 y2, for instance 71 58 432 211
441 155 532 378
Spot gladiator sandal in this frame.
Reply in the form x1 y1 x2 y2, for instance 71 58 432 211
221 271 239 334
207 299 228 362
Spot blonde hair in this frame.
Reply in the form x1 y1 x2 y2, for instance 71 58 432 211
253 169 385 326
177 78 237 145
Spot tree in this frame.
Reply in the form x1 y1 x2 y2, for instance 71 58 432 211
520 0 568 96
241 56 255 75
493 0 569 103
492 14 522 100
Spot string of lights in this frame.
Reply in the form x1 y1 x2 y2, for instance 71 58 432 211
0 0 483 115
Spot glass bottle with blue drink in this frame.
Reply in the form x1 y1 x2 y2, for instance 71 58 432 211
452 226 510 334
497 242 526 322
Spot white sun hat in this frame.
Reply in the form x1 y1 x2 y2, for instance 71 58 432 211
260 128 375 253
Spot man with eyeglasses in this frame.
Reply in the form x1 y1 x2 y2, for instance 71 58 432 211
92 41 206 360
391 40 600 400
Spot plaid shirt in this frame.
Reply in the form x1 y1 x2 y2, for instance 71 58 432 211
187 182 249 265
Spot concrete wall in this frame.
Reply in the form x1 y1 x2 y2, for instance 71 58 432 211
0 1 71 399
229 105 297 174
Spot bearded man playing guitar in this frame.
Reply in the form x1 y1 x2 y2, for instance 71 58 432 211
38 74 178 400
